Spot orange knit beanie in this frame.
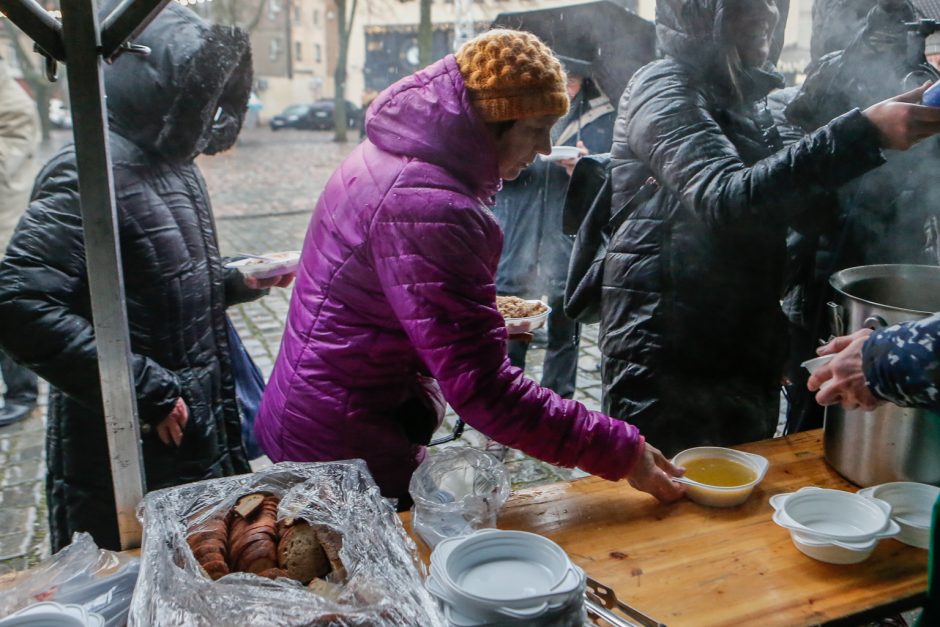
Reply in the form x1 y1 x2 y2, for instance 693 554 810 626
456 29 569 123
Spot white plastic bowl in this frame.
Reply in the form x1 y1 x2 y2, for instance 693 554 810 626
504 301 551 334
801 354 834 374
788 529 879 565
858 482 940 549
427 530 584 624
770 487 896 542
541 145 580 162
671 447 769 507
225 251 300 280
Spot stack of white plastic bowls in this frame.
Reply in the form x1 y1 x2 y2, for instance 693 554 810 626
425 529 586 626
857 482 940 550
770 487 901 564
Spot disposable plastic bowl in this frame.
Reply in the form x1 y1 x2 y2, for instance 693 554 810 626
504 301 551 334
438 530 576 604
224 251 300 280
858 482 940 549
800 354 834 374
770 487 895 542
788 529 879 565
671 447 769 507
541 145 580 162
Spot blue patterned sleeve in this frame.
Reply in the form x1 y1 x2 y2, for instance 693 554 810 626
862 313 940 412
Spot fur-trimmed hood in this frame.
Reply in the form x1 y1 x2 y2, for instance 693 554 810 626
103 0 252 163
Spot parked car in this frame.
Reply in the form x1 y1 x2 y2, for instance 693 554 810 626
269 100 362 131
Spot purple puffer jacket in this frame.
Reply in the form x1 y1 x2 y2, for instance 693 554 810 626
255 55 643 499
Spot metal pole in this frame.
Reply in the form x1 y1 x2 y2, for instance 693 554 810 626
0 0 65 61
60 0 145 549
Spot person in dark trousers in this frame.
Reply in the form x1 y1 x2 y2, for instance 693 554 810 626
494 58 615 400
0 53 40 428
600 0 940 457
0 2 289 551
808 314 940 627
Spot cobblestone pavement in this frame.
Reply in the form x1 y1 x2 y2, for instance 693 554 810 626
0 128 598 573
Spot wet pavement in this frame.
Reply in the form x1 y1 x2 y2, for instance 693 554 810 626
0 127 601 572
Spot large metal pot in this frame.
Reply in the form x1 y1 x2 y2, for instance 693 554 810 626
825 265 940 487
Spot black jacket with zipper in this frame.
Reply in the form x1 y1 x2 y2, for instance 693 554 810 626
0 2 259 551
600 0 885 455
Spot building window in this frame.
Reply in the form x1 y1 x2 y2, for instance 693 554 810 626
295 41 302 61
294 3 302 22
268 0 281 21
313 9 319 26
315 44 322 63
270 37 282 61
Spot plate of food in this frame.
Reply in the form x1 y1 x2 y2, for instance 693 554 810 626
225 251 301 280
496 296 551 334
540 145 580 162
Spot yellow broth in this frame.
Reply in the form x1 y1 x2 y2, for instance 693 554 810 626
682 457 756 487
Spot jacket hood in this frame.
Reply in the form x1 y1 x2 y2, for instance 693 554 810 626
655 0 788 101
103 0 252 163
365 55 501 201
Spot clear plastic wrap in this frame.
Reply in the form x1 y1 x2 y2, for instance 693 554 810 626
129 461 445 626
0 532 139 626
409 448 510 548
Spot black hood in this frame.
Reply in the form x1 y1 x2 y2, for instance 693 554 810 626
655 0 788 101
102 1 252 163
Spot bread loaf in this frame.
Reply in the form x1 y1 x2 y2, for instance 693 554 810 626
186 493 346 588
277 521 330 583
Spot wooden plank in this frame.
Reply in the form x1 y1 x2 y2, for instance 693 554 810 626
404 430 928 626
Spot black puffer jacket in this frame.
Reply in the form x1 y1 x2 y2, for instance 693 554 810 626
0 2 257 551
601 0 886 455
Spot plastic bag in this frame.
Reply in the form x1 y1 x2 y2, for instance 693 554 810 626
130 461 445 626
0 532 139 626
409 448 510 549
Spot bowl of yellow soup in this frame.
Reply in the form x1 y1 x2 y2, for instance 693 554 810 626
672 447 770 507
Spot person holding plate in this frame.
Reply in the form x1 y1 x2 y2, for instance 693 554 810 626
0 1 291 551
256 29 686 508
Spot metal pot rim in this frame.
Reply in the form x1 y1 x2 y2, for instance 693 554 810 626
829 264 940 316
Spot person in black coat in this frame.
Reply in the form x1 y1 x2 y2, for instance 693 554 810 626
782 0 940 433
0 2 284 551
493 61 615 400
600 0 940 456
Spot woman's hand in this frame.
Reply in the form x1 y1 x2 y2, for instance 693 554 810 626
557 141 588 177
627 441 686 502
245 273 295 290
156 397 189 447
863 83 940 150
808 328 883 411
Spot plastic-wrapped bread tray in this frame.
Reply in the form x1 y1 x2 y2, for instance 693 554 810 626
129 461 445 626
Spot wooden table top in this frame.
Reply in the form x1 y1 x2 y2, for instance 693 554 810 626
405 429 929 626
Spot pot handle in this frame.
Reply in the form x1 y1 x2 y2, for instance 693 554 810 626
827 302 845 338
863 315 888 330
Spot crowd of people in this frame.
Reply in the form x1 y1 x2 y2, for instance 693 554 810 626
0 0 938 620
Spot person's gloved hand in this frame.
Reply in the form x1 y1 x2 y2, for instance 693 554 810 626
627 440 686 502
808 328 884 411
156 397 189 447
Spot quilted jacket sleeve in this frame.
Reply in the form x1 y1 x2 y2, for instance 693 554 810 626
369 187 643 481
623 66 886 227
0 153 180 426
862 313 940 412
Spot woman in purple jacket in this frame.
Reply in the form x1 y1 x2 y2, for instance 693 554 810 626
255 30 685 506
